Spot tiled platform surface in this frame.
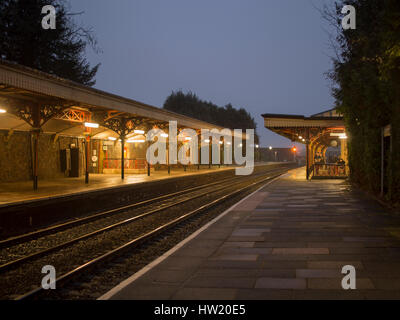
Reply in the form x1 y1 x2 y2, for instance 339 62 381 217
0 165 233 206
103 167 400 300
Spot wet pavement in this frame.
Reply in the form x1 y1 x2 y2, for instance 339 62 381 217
101 167 400 300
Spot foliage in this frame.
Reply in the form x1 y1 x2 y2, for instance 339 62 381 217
325 0 400 202
0 0 100 86
163 90 259 143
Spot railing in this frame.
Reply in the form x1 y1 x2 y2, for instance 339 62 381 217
312 163 348 178
103 158 149 170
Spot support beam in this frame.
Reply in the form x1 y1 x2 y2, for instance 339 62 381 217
306 128 310 180
121 135 126 180
31 131 39 190
197 132 201 170
381 127 384 197
31 104 41 191
167 139 170 175
85 137 90 184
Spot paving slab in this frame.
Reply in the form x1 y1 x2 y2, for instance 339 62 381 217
101 167 400 300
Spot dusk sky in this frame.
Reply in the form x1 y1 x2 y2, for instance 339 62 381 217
69 0 335 149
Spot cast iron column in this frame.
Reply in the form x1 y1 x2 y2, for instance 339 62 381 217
121 135 125 180
31 104 41 191
32 130 39 190
85 136 90 184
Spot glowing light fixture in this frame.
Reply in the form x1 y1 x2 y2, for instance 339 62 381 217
127 139 145 143
0 108 7 114
227 142 232 145
219 141 223 145
161 133 169 138
108 137 117 141
85 122 99 129
339 134 348 140
269 146 273 150
134 130 145 134
185 137 192 141
256 145 259 148
204 139 210 143
299 136 303 140
330 132 346 137
239 143 243 147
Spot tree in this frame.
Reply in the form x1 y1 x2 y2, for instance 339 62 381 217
163 90 259 143
324 0 400 202
0 0 100 86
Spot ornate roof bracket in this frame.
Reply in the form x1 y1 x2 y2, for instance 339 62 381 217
93 111 153 138
2 97 74 130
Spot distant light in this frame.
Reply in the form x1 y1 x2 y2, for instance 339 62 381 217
256 145 259 148
299 136 303 140
161 133 169 138
269 146 273 150
239 143 243 147
134 130 145 134
292 147 297 152
0 109 7 114
227 142 232 145
302 138 306 142
339 135 348 140
204 139 210 143
108 137 117 141
85 122 99 128
219 141 223 145
185 137 192 141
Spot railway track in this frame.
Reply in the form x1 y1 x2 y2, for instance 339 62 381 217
0 174 243 249
0 164 294 300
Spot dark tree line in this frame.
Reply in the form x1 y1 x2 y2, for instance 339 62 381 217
163 91 259 143
325 0 400 203
0 0 99 86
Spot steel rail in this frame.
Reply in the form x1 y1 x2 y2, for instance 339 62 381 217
0 175 243 248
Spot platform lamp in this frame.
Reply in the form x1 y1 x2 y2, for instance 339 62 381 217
292 146 297 162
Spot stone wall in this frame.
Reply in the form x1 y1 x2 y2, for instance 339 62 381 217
0 130 87 183
0 130 32 182
0 130 153 182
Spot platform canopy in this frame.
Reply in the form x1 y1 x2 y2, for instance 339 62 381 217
0 60 245 190
262 109 348 179
0 59 237 140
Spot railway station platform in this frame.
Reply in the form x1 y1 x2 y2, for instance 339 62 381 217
101 167 400 300
0 166 235 207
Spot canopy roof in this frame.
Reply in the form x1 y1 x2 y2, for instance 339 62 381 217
0 60 238 140
262 109 345 144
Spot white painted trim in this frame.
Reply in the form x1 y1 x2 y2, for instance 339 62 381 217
98 174 282 300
